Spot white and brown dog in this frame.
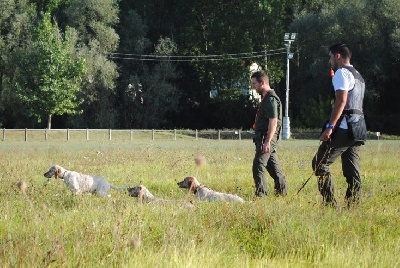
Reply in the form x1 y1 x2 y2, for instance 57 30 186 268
44 165 126 197
127 184 195 208
177 176 244 203
127 185 158 203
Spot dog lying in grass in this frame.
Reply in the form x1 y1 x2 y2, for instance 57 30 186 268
43 165 127 197
177 176 245 203
127 185 158 203
127 185 195 208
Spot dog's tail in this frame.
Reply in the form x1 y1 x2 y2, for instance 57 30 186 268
110 184 128 191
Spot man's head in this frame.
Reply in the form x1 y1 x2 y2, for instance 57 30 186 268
329 43 352 70
251 70 270 95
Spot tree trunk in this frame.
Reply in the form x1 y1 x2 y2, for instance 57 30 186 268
47 114 52 129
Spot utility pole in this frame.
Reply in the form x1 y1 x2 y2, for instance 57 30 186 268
282 33 297 140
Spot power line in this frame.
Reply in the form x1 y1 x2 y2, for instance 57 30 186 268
108 48 286 62
109 47 285 58
109 51 286 62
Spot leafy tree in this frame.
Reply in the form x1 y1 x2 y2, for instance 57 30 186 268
0 0 37 127
290 0 400 133
296 96 331 128
14 13 86 129
133 37 181 128
115 9 151 128
167 0 296 129
122 0 296 129
1 0 398 134
71 40 118 128
33 0 67 15
373 0 400 133
63 0 120 128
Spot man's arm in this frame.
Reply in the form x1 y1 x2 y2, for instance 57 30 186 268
320 90 348 141
262 118 277 153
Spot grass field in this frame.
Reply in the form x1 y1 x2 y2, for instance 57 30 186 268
0 138 399 267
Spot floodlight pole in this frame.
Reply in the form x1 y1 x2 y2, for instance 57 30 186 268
282 33 296 140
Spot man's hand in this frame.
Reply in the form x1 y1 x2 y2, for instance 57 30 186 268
262 141 271 154
320 128 333 141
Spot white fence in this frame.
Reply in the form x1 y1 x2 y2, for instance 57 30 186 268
5 128 383 141
1 128 255 142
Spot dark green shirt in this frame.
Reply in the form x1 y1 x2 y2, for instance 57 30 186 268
254 90 282 146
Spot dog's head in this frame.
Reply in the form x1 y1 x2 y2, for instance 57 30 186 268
127 185 154 203
127 185 143 197
43 165 64 179
177 176 200 191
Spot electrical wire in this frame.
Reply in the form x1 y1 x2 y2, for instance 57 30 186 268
109 47 285 58
108 48 287 62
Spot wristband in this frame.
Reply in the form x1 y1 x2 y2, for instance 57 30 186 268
325 122 335 129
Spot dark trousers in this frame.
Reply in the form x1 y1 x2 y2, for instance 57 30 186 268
252 144 287 196
312 128 363 205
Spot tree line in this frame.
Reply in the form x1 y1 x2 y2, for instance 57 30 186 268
0 0 399 134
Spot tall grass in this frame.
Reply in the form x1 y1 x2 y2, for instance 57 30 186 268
0 138 399 267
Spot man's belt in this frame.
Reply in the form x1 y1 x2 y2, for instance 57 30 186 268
342 109 363 115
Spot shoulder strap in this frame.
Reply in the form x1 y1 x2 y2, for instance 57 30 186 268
341 65 364 82
266 90 280 102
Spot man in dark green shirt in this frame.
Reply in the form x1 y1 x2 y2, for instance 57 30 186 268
251 71 287 197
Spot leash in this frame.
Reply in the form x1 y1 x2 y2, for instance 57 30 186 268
287 140 332 203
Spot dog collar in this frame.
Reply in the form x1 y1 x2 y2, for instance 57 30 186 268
193 185 206 194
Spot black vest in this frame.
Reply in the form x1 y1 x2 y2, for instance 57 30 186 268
341 65 365 114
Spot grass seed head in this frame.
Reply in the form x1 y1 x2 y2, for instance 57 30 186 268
16 179 28 195
194 156 206 167
130 235 142 250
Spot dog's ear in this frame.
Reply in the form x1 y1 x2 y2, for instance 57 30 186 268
188 177 195 192
137 188 144 203
55 166 62 178
189 177 196 184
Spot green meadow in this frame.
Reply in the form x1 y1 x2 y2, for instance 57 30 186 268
0 137 399 267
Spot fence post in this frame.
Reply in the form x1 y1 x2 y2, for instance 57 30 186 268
152 129 155 140
238 129 241 140
130 129 133 141
174 129 177 140
25 128 27 142
195 129 198 140
218 130 221 140
109 129 112 140
45 128 48 140
67 128 70 141
2 128 5 141
86 128 89 141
